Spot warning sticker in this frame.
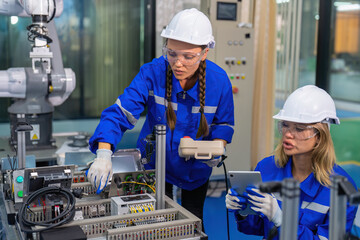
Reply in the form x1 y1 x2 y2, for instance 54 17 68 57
30 124 40 140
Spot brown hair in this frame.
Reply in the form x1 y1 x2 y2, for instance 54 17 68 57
274 122 335 186
165 60 209 138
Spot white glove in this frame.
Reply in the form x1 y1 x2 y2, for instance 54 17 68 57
86 149 113 194
225 188 248 212
201 148 225 167
246 188 282 227
202 155 222 167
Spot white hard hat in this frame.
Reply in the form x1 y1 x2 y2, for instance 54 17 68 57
273 85 340 125
161 8 215 48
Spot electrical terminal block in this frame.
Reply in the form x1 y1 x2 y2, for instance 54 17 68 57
98 205 106 216
89 205 98 218
133 217 166 226
111 193 156 215
73 176 79 183
113 223 127 229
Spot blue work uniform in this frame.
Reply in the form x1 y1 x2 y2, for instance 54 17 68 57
89 56 234 191
235 156 358 240
351 207 360 237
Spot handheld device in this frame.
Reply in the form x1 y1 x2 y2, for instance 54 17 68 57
178 137 224 161
228 170 262 215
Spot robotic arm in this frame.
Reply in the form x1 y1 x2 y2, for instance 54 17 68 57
0 0 76 148
0 0 62 17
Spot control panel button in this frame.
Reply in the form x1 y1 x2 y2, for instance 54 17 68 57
16 176 24 183
232 86 239 94
17 191 23 198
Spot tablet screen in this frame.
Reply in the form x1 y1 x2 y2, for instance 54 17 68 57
228 171 262 215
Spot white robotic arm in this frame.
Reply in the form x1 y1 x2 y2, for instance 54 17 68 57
0 0 76 148
0 0 63 18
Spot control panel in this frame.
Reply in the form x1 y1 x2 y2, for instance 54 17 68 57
12 169 25 204
11 165 74 207
202 0 255 174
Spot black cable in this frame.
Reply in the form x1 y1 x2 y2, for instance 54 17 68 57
7 155 13 171
17 186 76 233
12 155 17 170
222 162 231 240
26 24 53 44
47 0 57 23
267 226 279 240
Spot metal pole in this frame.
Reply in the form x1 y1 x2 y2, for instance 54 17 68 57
155 124 166 209
329 175 347 240
280 178 300 240
17 131 26 169
15 122 32 169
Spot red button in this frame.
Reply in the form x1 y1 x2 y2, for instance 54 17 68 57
183 136 191 138
232 86 238 94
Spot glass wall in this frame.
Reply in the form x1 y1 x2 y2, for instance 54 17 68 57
0 0 149 122
330 1 360 104
275 0 360 186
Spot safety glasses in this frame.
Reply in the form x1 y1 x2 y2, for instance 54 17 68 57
277 121 319 141
162 47 205 66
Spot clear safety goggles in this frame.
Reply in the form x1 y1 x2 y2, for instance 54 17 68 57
162 47 205 66
277 121 319 141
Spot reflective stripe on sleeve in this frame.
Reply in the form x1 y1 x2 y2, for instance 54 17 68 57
301 201 329 214
319 235 328 240
115 99 138 126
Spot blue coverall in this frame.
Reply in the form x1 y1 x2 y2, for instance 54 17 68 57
235 156 358 240
89 56 234 191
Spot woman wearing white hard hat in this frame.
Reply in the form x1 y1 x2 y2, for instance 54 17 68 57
226 85 357 239
87 8 234 228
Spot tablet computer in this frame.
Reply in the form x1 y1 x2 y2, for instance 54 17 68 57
228 170 262 215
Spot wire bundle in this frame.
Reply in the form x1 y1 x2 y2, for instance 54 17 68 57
17 186 76 233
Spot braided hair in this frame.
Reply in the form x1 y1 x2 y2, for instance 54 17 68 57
166 65 177 130
196 60 209 138
165 59 209 138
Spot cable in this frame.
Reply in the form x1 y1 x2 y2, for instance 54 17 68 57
47 0 57 23
26 24 53 44
222 162 231 240
121 181 156 193
267 226 279 240
17 186 76 233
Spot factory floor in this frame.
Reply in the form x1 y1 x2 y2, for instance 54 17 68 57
202 180 262 240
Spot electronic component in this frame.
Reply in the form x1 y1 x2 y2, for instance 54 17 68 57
108 170 156 197
10 166 74 208
178 137 224 160
73 210 84 221
26 166 74 193
111 193 156 215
